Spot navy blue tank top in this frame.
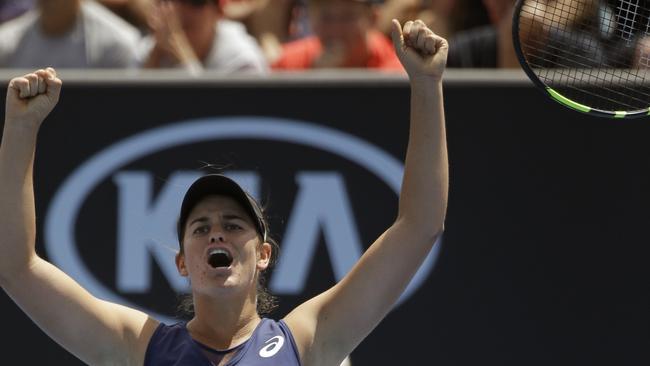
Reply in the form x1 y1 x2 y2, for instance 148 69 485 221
144 318 302 366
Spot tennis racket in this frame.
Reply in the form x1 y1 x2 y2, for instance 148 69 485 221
512 0 650 118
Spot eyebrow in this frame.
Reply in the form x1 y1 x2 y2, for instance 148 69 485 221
222 214 248 223
188 214 248 228
188 217 210 227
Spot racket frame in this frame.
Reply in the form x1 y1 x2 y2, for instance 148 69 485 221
511 0 650 119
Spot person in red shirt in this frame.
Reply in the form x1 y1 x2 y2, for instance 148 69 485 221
273 0 403 71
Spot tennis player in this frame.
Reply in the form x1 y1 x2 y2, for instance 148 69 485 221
0 19 448 365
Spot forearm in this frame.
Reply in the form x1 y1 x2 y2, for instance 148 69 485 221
397 79 448 236
0 121 40 283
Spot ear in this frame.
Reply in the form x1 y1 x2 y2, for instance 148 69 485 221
176 252 189 277
256 242 272 271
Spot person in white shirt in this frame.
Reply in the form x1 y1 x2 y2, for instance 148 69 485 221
140 0 268 74
0 0 140 68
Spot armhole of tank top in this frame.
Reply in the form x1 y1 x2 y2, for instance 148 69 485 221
142 322 168 365
278 319 303 366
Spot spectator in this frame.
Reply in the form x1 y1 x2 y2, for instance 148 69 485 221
599 0 644 69
376 0 421 38
446 0 516 68
0 0 34 24
140 0 268 74
448 0 600 68
634 36 650 68
377 0 493 47
0 0 140 68
272 0 403 71
419 0 462 39
376 0 459 40
97 0 154 33
221 0 301 64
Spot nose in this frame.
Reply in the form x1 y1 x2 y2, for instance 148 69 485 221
210 234 225 243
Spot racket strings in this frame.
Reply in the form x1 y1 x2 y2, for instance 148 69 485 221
524 33 650 106
518 0 650 113
564 83 641 109
605 0 650 108
616 0 641 40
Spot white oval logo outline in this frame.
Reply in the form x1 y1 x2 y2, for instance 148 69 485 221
44 117 442 324
259 335 285 358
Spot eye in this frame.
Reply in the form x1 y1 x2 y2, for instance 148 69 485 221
192 225 209 235
224 223 243 231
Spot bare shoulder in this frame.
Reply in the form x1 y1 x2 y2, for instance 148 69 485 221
281 289 347 366
127 313 160 366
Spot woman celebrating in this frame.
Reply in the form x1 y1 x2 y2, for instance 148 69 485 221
0 19 448 366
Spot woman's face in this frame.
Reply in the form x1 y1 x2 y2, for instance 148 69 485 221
176 195 271 299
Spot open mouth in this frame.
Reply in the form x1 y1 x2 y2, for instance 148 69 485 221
207 248 233 268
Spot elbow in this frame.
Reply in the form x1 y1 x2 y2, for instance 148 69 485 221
424 224 444 246
0 252 39 289
394 215 445 246
0 268 15 290
431 224 444 243
397 198 448 241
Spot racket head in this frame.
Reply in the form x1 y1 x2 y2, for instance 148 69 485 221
512 0 650 119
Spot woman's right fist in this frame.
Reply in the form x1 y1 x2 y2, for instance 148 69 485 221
5 68 62 129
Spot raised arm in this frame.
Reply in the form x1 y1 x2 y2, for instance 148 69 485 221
0 69 157 366
284 19 449 366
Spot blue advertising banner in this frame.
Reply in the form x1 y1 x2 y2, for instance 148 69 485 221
0 72 648 365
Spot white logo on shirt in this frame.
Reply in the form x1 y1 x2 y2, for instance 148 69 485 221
259 335 285 358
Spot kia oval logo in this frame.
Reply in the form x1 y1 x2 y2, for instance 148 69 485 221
44 117 442 324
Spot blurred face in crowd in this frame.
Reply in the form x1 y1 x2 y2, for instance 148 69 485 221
37 0 81 34
159 0 220 37
309 0 375 56
434 0 457 15
482 0 516 25
156 0 220 57
38 0 80 10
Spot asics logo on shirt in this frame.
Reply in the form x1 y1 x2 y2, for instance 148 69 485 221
258 335 285 358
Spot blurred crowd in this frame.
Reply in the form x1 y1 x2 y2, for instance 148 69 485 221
0 0 647 73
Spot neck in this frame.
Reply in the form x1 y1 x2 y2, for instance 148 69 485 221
187 290 261 350
343 33 371 68
192 25 217 62
39 0 81 36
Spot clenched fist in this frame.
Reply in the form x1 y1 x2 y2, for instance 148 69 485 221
391 19 448 82
5 68 62 130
